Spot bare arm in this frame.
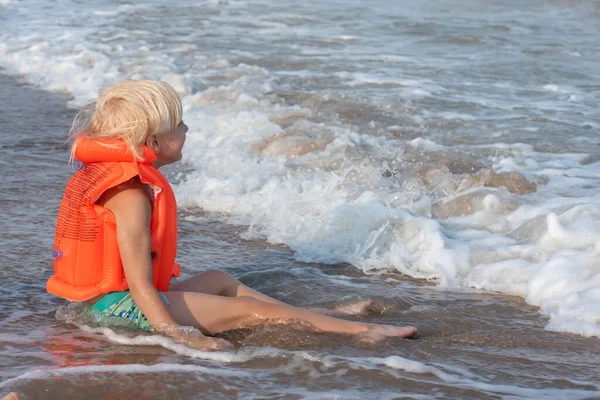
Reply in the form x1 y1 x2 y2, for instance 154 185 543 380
99 178 232 350
100 179 178 328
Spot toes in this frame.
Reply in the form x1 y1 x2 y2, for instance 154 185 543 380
403 327 418 338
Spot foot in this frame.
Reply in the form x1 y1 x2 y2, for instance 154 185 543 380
360 324 417 341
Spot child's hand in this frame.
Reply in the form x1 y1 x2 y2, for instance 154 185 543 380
177 332 234 352
162 325 234 351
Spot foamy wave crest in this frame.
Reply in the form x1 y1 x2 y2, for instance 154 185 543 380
176 83 600 338
0 32 119 102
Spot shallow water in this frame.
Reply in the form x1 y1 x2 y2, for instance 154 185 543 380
1 0 600 397
1 73 599 400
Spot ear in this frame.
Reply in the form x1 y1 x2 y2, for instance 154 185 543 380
145 134 160 151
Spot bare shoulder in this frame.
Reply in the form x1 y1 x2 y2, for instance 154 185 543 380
97 177 151 219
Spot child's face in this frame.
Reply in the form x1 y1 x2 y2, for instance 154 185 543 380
152 121 188 167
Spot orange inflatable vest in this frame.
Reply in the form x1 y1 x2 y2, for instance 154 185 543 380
47 137 180 301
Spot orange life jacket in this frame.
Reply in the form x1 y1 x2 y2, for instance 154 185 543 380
47 137 180 301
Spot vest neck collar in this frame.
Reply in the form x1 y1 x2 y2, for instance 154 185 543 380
74 138 157 165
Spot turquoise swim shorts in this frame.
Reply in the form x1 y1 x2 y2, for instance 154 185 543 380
87 290 166 331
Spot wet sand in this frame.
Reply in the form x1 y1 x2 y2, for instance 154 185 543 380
0 73 599 399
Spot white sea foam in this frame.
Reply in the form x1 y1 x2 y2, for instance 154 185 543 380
6 345 594 400
370 355 456 381
177 94 600 338
0 363 251 391
543 84 576 93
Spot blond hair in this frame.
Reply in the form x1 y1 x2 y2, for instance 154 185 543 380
70 80 183 160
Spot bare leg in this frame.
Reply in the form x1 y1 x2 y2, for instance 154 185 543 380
164 291 417 338
170 270 373 316
171 270 294 305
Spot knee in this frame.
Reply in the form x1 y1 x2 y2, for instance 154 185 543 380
201 269 236 283
200 269 240 296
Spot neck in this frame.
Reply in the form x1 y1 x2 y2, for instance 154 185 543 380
152 160 166 169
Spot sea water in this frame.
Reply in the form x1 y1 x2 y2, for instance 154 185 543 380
1 0 599 398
